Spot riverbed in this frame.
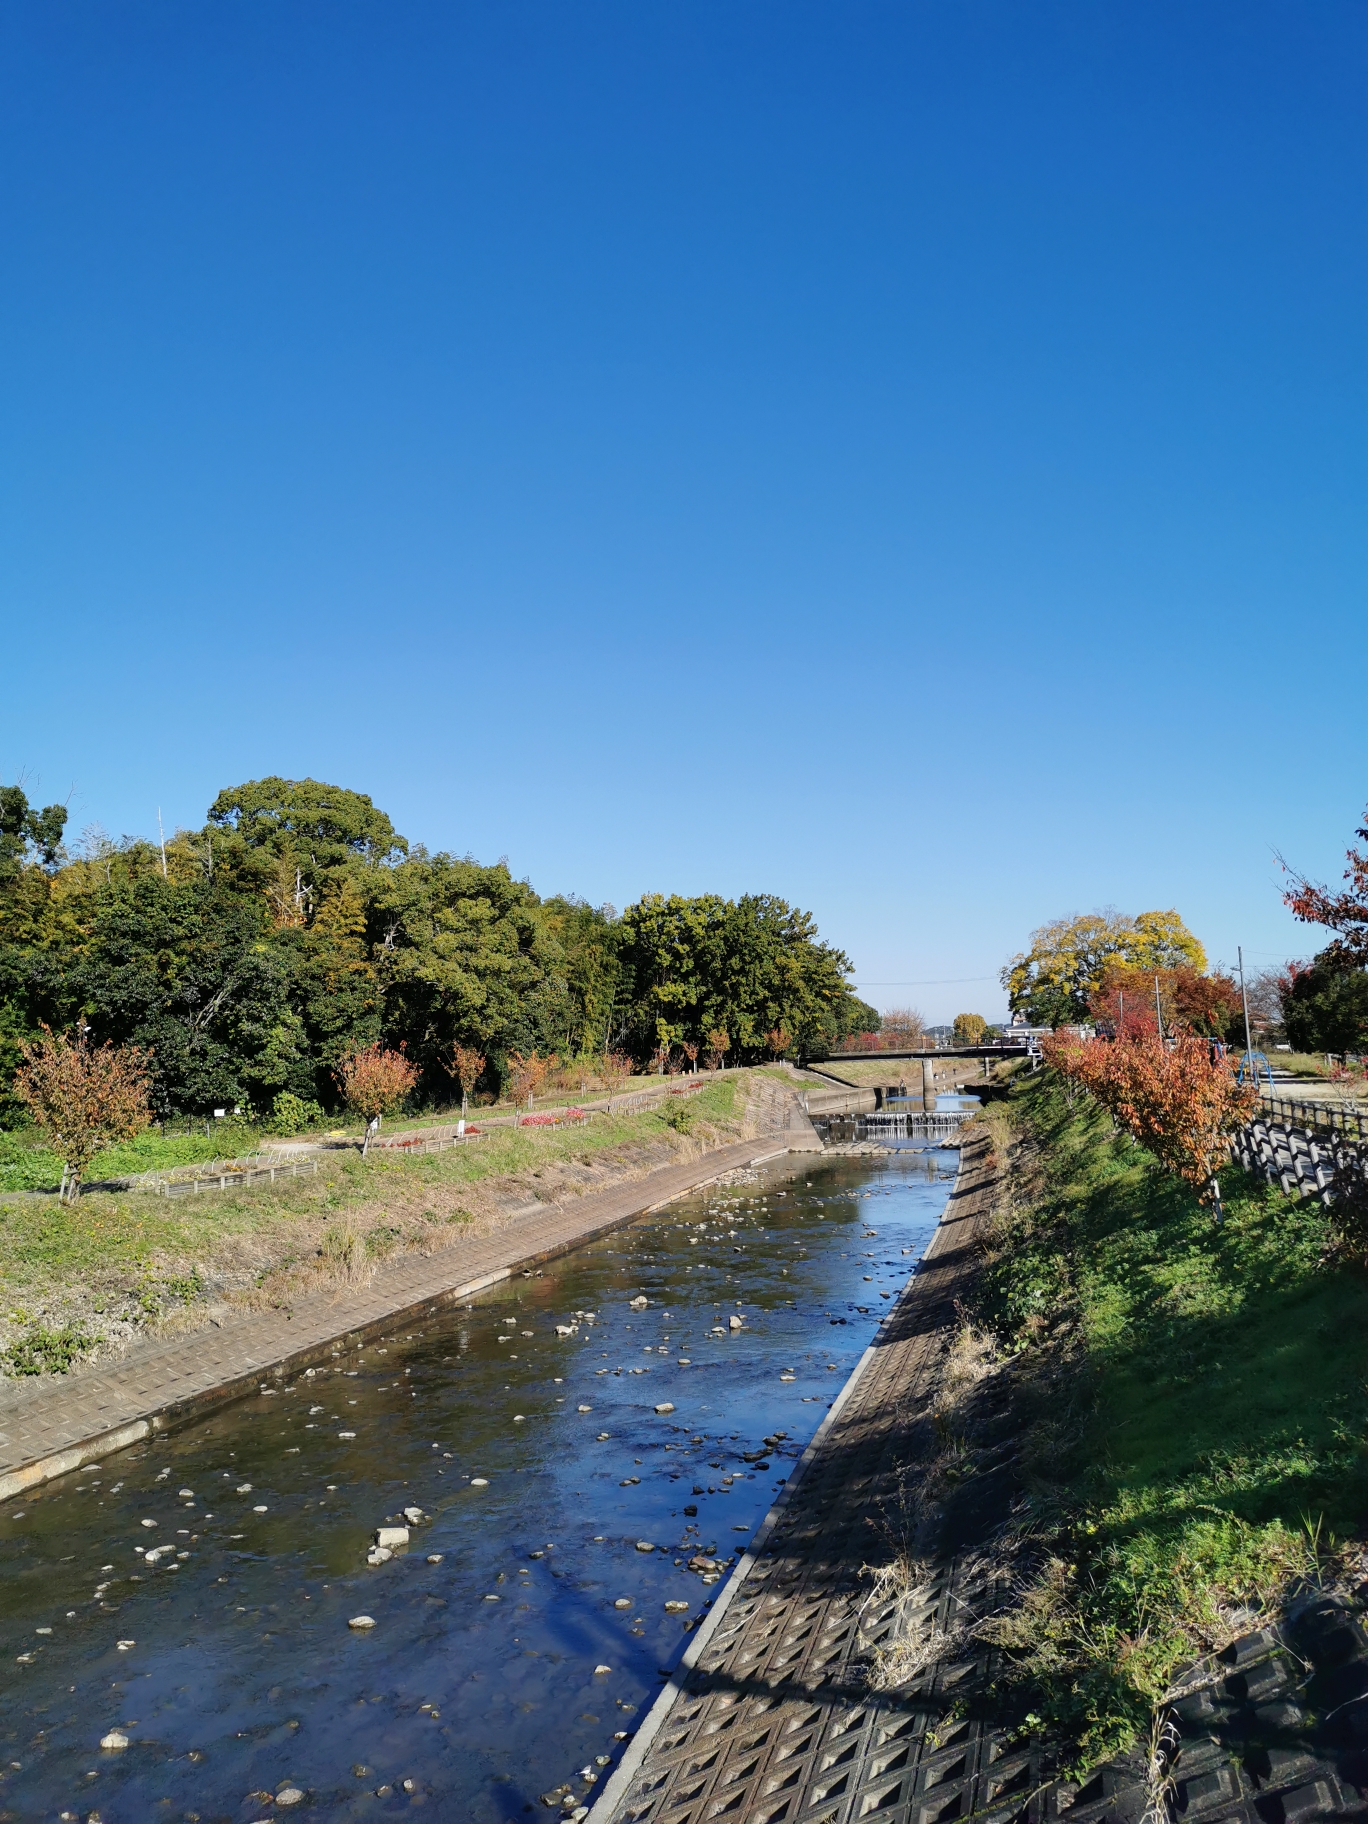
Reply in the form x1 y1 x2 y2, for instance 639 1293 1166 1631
0 1146 956 1822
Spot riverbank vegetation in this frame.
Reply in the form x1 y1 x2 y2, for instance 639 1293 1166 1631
0 1072 754 1379
963 1071 1368 1768
0 776 877 1129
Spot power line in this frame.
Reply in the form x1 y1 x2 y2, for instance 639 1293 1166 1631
854 977 997 986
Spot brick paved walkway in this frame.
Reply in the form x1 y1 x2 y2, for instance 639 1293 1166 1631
0 1126 818 1505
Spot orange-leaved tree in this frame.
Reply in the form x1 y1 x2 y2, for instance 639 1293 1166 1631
704 1028 729 1071
599 1049 633 1110
1043 1029 1256 1216
765 1026 791 1060
337 1043 418 1152
683 1040 700 1075
506 1049 556 1118
1282 801 1368 968
15 1025 153 1203
450 1044 485 1121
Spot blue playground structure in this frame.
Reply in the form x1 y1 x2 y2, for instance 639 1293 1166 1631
1237 1049 1274 1086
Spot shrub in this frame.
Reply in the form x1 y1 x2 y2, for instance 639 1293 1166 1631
266 1091 323 1135
1 1323 94 1376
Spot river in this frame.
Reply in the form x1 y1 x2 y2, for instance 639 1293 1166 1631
0 1143 958 1823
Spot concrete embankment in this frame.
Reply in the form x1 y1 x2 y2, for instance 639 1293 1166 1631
0 1099 822 1506
588 1131 998 1824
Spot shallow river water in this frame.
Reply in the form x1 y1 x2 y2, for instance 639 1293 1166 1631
0 1146 956 1823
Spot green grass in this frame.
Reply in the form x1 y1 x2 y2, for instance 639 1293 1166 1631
0 1126 255 1193
0 1073 743 1293
975 1073 1368 1766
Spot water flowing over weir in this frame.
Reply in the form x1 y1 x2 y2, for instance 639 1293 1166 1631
0 1148 959 1822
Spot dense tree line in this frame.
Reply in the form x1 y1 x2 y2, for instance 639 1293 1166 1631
0 777 876 1121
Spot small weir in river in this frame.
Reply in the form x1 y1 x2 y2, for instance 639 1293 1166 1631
0 1146 959 1823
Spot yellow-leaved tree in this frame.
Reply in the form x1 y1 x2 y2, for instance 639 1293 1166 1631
1001 910 1206 1027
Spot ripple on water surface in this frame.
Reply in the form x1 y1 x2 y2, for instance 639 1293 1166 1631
0 1148 955 1822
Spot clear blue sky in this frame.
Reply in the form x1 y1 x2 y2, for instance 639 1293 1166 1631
3 2 1365 1021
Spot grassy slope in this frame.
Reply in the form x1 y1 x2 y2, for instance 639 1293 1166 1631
0 1076 744 1372
975 1072 1368 1765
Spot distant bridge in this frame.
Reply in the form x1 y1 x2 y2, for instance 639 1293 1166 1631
804 1043 1033 1065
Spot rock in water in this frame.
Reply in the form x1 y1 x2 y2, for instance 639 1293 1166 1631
653 1402 674 1414
374 1526 409 1548
629 1296 648 1309
470 1478 489 1487
366 1547 392 1567
593 1664 612 1675
728 1315 743 1330
664 1601 689 1613
403 1506 423 1524
635 1540 654 1553
276 1787 304 1806
614 1598 631 1609
100 1730 128 1751
348 1615 376 1630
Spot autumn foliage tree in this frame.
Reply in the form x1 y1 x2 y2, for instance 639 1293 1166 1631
336 1043 418 1151
1043 1028 1256 1215
599 1049 634 1109
704 1028 729 1071
15 1025 153 1202
953 1013 988 1045
1088 964 1244 1042
449 1044 485 1120
505 1049 556 1117
1283 803 1368 969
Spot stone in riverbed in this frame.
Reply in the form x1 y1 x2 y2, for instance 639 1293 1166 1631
635 1541 654 1553
374 1526 409 1548
664 1601 689 1613
99 1731 128 1751
728 1315 743 1330
403 1506 424 1524
276 1786 304 1806
366 1547 392 1567
593 1664 612 1675
426 1554 444 1564
614 1598 631 1609
629 1296 648 1309
653 1403 674 1414
470 1478 489 1487
348 1615 376 1630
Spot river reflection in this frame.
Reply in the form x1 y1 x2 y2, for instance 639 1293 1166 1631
0 1149 954 1823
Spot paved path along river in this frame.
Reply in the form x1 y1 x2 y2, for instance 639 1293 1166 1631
0 1147 957 1822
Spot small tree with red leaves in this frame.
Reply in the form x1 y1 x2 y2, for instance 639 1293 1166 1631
599 1050 633 1111
15 1025 153 1203
506 1049 556 1119
450 1044 485 1121
1283 804 1368 968
704 1028 729 1072
337 1043 418 1152
1043 1029 1256 1217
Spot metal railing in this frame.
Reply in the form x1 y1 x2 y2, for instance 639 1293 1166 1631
1254 1092 1367 1143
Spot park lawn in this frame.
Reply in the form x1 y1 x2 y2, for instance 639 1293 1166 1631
0 1074 744 1373
974 1072 1368 1768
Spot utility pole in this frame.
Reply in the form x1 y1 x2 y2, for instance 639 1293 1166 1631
1238 946 1255 1075
157 807 168 879
1154 975 1164 1042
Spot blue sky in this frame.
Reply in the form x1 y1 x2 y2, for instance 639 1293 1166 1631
3 2 1364 1021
